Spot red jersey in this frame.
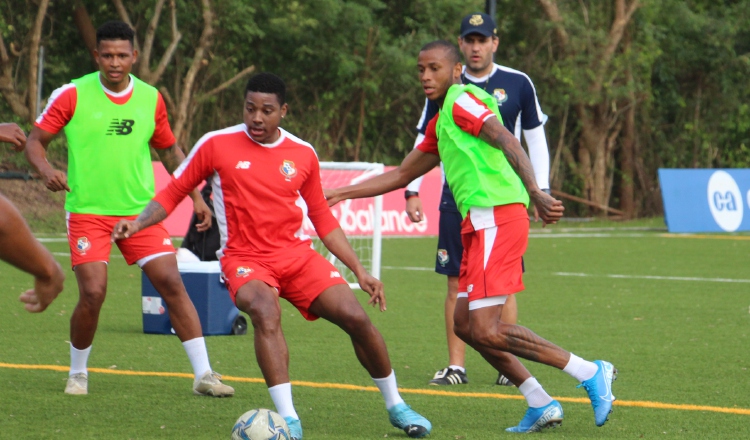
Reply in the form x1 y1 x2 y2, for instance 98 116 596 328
155 125 340 259
35 74 175 149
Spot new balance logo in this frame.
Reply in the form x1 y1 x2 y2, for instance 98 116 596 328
330 271 341 278
162 238 172 245
235 161 251 169
106 119 135 135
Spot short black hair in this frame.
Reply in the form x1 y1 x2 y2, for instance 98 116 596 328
96 21 135 46
420 40 461 65
245 73 286 105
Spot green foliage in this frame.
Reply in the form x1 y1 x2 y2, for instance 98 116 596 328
647 0 750 170
240 0 484 163
2 0 749 215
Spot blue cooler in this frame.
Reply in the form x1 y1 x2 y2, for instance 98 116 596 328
141 261 247 336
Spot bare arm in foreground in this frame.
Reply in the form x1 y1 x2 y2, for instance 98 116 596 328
0 194 65 312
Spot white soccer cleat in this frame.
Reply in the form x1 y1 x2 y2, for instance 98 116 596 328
64 372 88 395
193 370 235 397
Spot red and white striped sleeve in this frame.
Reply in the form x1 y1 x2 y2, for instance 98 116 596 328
415 114 440 156
34 84 77 134
299 152 340 238
451 91 496 137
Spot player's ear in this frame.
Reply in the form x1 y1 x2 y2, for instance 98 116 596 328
280 103 288 119
492 36 499 53
453 62 462 80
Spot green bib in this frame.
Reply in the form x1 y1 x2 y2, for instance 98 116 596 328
436 84 529 218
63 72 158 215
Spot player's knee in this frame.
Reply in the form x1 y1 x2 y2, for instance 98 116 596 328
239 291 281 332
337 307 372 336
78 283 107 308
147 272 184 297
453 319 472 343
471 323 508 350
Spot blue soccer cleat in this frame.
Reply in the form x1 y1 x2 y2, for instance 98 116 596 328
284 416 302 440
505 400 564 433
578 360 617 427
388 402 432 438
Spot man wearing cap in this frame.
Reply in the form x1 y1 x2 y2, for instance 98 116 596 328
404 12 551 387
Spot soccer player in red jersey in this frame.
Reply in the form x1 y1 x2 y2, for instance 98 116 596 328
406 12 552 388
326 41 617 433
112 73 432 440
24 21 233 397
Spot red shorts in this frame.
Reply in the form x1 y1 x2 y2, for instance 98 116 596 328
458 204 529 303
221 247 348 321
67 212 175 268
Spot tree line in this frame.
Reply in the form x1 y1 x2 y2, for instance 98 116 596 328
1 0 748 217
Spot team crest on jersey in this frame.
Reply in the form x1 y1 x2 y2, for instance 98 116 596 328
437 249 449 267
236 266 254 277
279 160 297 180
76 237 91 254
493 88 508 105
469 14 484 26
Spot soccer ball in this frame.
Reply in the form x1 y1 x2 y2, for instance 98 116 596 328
231 408 291 440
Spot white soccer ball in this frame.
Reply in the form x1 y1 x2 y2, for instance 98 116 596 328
231 408 291 440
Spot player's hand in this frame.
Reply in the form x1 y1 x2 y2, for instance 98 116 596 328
19 262 65 313
112 219 140 241
40 168 70 192
357 272 386 312
406 196 423 223
193 197 213 232
0 123 27 151
533 205 539 222
530 190 564 226
324 188 342 207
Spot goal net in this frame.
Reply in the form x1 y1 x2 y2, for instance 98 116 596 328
303 162 383 290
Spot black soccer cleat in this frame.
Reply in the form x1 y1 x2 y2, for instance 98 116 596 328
429 367 468 385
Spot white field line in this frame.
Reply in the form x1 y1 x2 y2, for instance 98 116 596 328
528 233 649 238
385 233 653 239
553 272 750 284
382 266 750 284
51 252 123 259
382 265 433 271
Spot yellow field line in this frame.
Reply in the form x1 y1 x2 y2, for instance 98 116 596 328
660 233 750 241
3 362 750 416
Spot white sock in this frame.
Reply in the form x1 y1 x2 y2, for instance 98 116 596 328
518 377 553 408
448 365 466 373
372 370 405 410
182 337 212 379
269 383 298 420
562 353 598 383
70 344 92 376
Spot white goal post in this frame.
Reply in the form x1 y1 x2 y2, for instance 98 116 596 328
305 161 384 290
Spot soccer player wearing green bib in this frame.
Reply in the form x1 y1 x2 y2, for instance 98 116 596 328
326 41 617 433
25 21 233 397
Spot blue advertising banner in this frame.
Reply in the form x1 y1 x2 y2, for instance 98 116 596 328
659 169 750 233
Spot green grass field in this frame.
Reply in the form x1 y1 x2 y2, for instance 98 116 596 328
1 224 749 439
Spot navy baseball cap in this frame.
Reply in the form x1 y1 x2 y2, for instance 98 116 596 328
459 12 497 38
